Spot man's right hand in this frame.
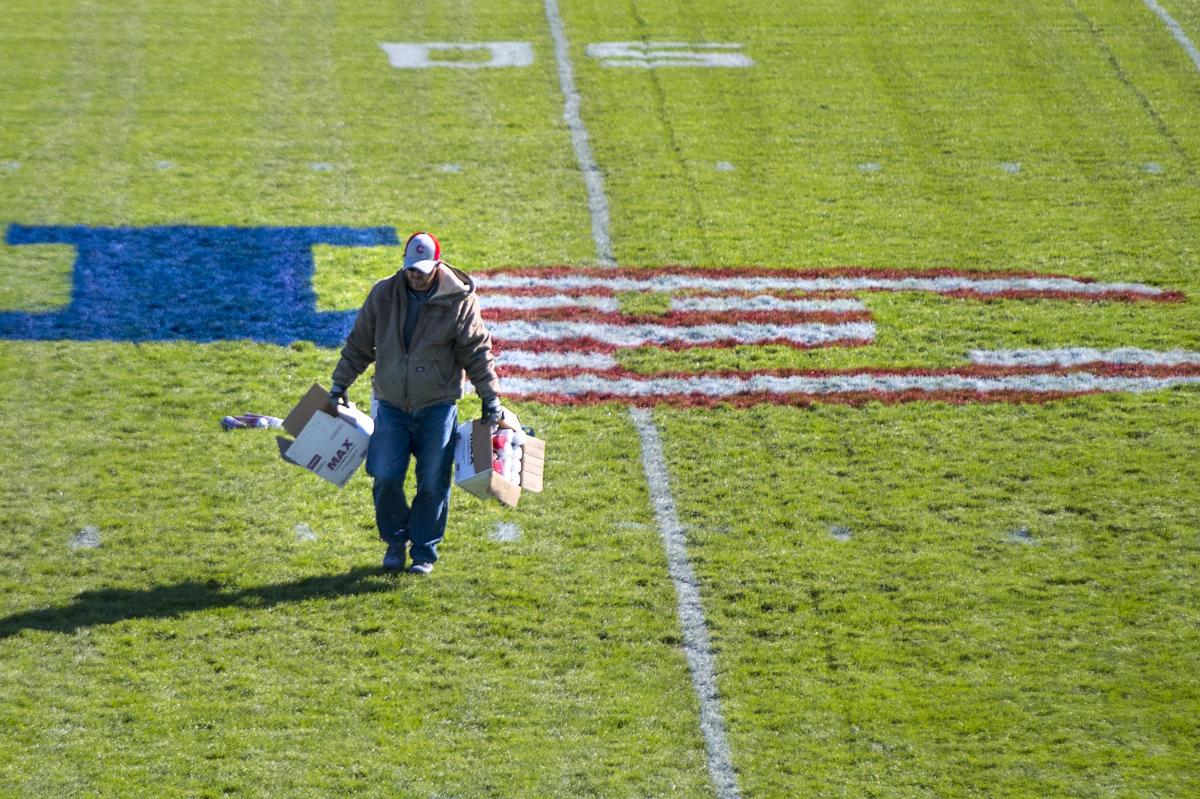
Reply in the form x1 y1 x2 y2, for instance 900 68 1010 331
328 384 349 412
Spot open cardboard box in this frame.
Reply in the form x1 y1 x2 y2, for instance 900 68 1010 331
453 419 545 508
276 383 374 489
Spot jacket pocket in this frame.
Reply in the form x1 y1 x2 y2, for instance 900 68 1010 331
409 357 444 407
373 355 408 404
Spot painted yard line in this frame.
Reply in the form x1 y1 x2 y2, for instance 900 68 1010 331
475 272 1171 299
1143 0 1200 73
630 408 742 799
971 347 1200 367
506 372 1200 399
540 3 742 796
488 319 876 347
543 0 616 267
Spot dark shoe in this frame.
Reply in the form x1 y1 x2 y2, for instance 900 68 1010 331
407 561 433 575
382 541 407 571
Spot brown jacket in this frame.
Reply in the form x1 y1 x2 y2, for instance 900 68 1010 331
331 263 498 412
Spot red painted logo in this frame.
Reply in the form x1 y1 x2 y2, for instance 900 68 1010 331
473 266 1198 406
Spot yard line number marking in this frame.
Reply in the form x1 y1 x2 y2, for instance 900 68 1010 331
379 41 754 71
587 42 754 69
379 42 534 69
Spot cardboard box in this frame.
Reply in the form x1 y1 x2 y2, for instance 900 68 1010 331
276 383 374 489
453 420 545 508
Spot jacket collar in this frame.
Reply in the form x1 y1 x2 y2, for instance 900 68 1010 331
395 262 476 303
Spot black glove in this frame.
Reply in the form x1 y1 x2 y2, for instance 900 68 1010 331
328 384 349 408
480 396 503 427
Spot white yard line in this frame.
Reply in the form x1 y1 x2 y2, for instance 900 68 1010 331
1143 0 1200 73
630 408 742 799
543 0 616 267
541 2 741 795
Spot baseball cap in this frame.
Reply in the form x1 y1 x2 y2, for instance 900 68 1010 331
403 232 441 274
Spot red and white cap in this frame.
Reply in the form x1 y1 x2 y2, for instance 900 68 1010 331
403 231 441 274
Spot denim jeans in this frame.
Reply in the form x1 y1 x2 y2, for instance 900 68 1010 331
365 400 458 564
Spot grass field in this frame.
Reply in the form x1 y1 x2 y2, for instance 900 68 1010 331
2 1 1199 797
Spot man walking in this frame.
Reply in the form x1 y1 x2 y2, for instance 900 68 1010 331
329 232 502 574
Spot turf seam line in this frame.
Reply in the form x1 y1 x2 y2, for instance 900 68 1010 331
630 407 742 799
1067 0 1193 169
1142 0 1200 73
630 2 714 261
543 0 617 268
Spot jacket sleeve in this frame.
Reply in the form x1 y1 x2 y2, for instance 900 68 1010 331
454 293 499 402
331 285 379 389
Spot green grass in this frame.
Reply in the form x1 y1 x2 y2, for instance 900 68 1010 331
654 396 1200 797
2 0 1200 796
0 343 712 798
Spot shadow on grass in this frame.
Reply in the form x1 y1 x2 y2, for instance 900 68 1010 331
0 567 396 638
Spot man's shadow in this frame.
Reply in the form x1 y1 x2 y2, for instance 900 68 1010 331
0 567 395 639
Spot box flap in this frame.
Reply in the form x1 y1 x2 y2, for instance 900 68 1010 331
519 436 546 493
520 469 543 493
283 383 335 438
276 436 293 460
471 421 494 470
523 436 546 460
334 402 374 437
490 472 522 508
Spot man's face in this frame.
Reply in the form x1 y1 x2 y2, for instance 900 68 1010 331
405 267 438 292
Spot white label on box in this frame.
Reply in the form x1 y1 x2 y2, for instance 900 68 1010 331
453 420 480 479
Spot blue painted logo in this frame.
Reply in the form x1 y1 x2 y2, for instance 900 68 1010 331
0 224 400 346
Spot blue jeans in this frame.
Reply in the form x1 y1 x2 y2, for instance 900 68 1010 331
365 400 458 564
